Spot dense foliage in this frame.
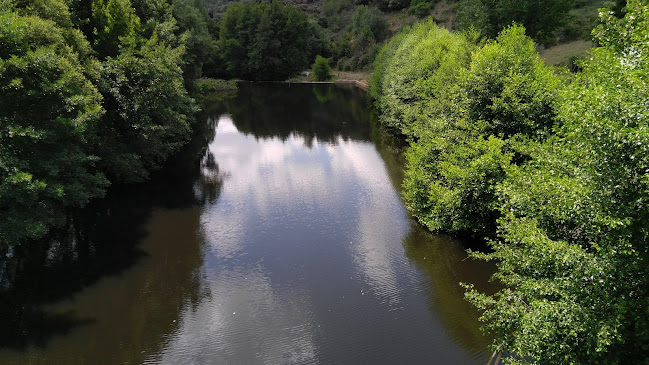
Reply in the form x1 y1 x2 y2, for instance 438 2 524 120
217 1 323 80
371 20 474 138
0 0 203 248
0 6 107 244
466 2 649 362
312 55 332 81
319 0 389 71
455 0 574 44
377 23 561 238
371 0 649 362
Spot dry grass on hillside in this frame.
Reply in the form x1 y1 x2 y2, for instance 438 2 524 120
431 0 455 29
540 40 593 67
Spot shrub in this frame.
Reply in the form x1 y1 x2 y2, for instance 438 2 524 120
313 55 332 81
374 20 474 137
455 0 574 44
351 5 388 42
393 24 561 238
408 0 433 17
465 3 649 363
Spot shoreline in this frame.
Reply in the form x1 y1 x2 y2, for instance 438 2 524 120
285 79 369 91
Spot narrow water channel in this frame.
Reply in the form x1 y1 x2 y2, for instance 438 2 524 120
1 83 495 364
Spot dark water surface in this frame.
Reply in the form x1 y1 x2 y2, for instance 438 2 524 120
1 83 495 364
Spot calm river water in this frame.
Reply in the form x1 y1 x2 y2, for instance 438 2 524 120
0 83 495 364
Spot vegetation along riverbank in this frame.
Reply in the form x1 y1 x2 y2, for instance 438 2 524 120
2 0 648 363
369 1 649 363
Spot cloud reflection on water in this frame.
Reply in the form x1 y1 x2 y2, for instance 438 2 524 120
152 113 483 363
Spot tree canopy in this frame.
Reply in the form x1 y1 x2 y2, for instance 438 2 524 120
0 8 108 245
0 0 202 248
217 1 324 80
466 2 649 362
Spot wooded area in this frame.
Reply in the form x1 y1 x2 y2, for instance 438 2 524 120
2 0 648 362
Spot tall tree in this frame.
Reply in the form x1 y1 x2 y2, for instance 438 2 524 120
0 8 107 248
91 0 140 59
94 34 196 182
172 0 217 81
218 1 323 80
401 25 561 238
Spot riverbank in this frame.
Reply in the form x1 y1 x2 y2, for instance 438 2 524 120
290 70 370 90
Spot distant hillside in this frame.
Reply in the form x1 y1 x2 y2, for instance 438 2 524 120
202 0 613 71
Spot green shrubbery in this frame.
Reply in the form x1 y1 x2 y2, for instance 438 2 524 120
375 23 560 238
408 0 435 17
455 0 574 44
0 0 204 248
371 1 649 361
329 5 388 72
313 55 333 81
0 8 108 244
371 20 474 137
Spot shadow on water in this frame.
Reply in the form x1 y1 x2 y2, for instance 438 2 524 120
222 82 373 145
0 194 152 349
0 96 228 353
370 108 497 360
403 227 497 358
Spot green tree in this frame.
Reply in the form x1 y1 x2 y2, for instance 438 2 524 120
95 34 197 182
172 0 217 81
0 9 108 247
87 0 197 182
368 28 408 101
218 1 324 80
0 0 199 248
91 0 140 59
455 0 574 44
374 20 474 137
408 0 433 18
351 5 388 42
403 132 512 235
372 0 409 11
401 25 561 239
463 25 561 139
312 55 332 81
465 1 649 362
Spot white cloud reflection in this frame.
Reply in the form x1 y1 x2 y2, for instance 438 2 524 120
155 116 414 363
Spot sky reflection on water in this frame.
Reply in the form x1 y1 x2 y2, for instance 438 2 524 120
0 84 493 365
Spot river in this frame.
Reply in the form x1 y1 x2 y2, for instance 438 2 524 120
0 83 495 364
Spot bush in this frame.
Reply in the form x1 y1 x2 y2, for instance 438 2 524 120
323 0 353 16
455 0 574 44
313 55 332 81
465 2 649 363
373 20 474 137
351 5 388 42
376 24 561 238
0 9 108 247
408 0 433 17
462 25 562 139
